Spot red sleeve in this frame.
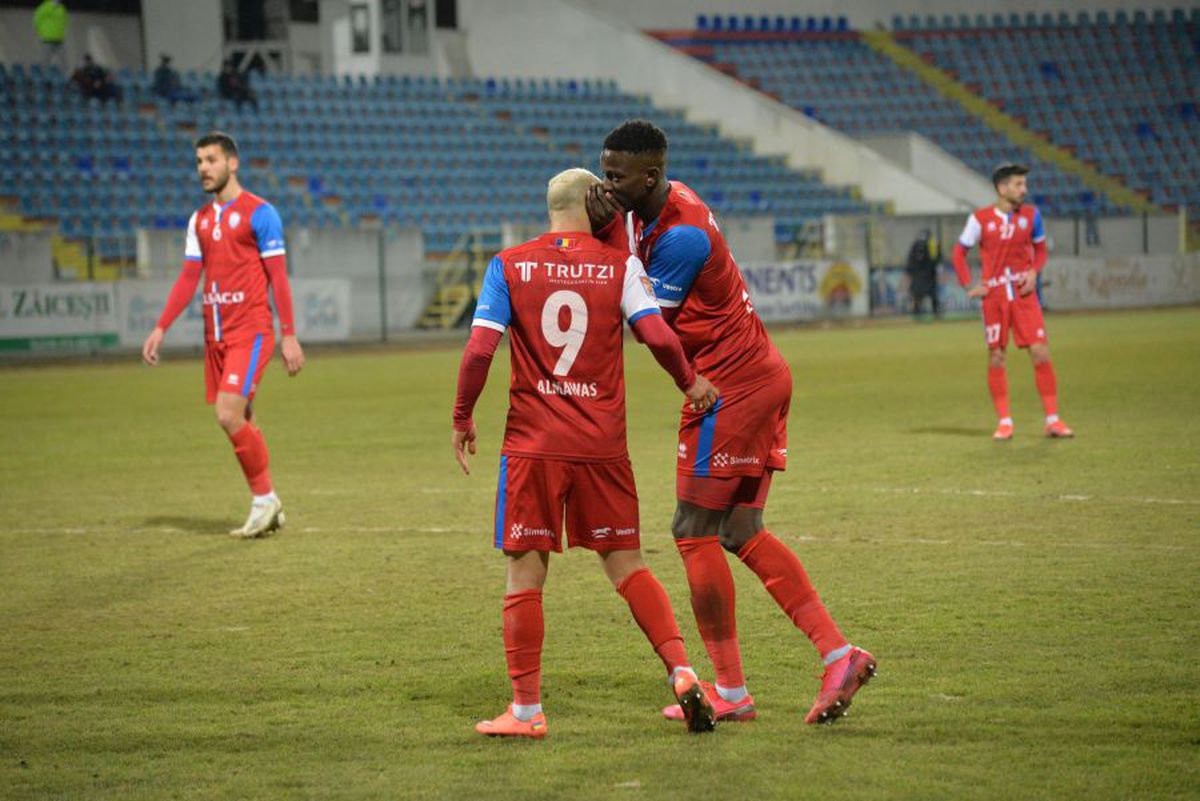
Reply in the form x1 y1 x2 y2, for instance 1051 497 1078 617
951 243 972 287
264 254 296 336
596 214 628 251
453 326 504 431
631 312 696 392
155 261 202 331
1032 240 1048 273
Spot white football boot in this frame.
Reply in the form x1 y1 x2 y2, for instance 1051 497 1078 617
229 496 285 539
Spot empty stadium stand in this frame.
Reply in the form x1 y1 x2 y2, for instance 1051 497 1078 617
0 62 879 262
652 18 1129 216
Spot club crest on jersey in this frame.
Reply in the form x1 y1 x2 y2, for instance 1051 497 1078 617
200 218 210 230
229 211 242 229
987 221 997 231
1017 216 1028 229
640 275 656 298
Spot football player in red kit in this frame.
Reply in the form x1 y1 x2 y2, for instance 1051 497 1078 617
588 120 875 726
142 132 304 537
952 163 1073 441
453 168 720 738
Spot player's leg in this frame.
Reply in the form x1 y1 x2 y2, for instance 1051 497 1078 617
1016 303 1073 437
983 297 1013 439
476 456 564 738
597 548 715 733
719 477 876 724
567 460 714 732
670 499 748 704
216 334 280 537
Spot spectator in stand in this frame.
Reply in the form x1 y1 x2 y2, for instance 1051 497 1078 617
152 54 197 105
33 0 68 70
70 54 122 104
217 59 258 112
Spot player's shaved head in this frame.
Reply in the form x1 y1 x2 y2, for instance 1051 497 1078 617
547 168 600 214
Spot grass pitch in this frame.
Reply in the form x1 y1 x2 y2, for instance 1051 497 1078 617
1 308 1197 800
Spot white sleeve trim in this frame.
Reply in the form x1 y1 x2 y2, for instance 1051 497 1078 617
472 318 507 333
958 214 981 248
259 247 286 258
184 212 201 260
656 298 682 308
620 255 660 321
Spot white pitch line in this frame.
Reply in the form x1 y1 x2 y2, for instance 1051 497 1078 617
779 484 1200 507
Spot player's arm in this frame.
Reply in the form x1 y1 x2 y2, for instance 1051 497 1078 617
621 255 716 411
1019 209 1048 296
143 213 203 366
952 214 986 298
646 224 710 317
253 204 305 376
452 256 511 475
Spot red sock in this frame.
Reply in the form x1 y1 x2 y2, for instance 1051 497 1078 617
675 537 745 688
503 589 543 706
228 423 273 495
738 531 847 659
987 365 1010 420
1034 361 1058 417
616 567 689 673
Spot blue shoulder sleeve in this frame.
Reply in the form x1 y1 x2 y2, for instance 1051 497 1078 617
473 256 511 330
1031 208 1045 243
647 224 711 306
250 204 286 256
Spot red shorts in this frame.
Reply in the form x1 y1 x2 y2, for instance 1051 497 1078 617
677 469 774 512
494 455 640 553
677 365 791 480
982 292 1047 350
203 333 273 404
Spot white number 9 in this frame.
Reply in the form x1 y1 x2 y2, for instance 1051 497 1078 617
541 290 588 376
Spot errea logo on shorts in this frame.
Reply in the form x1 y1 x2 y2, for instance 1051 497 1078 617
678 442 688 459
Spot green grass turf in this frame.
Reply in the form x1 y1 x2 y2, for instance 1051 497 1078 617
1 308 1197 800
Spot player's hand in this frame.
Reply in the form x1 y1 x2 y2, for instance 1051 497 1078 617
142 327 164 366
452 424 477 475
586 184 625 233
1016 270 1037 296
967 283 988 299
685 374 718 412
281 335 305 376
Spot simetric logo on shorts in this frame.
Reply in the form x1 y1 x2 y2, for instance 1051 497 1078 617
510 523 553 541
227 373 240 386
678 442 688 459
711 452 761 469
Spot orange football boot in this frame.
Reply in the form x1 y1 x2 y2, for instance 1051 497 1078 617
662 681 756 722
1044 420 1074 438
671 673 717 733
474 705 547 739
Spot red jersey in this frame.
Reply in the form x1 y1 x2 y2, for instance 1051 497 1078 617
956 204 1046 299
605 181 786 388
471 231 661 462
184 191 287 344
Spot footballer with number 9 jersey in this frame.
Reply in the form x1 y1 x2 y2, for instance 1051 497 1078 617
142 131 305 538
452 168 720 738
952 163 1073 441
589 120 875 727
